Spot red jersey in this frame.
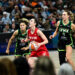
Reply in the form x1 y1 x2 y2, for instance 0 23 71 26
28 28 48 51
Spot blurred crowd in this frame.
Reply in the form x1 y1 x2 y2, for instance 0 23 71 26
0 0 75 33
0 56 74 75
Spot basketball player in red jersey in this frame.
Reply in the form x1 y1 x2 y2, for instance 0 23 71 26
28 18 49 57
26 18 49 68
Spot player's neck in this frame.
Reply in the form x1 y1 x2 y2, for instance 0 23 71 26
63 19 69 25
21 30 26 34
31 26 35 34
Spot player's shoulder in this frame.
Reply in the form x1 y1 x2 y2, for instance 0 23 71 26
27 29 31 32
37 28 42 35
13 30 18 36
57 20 61 27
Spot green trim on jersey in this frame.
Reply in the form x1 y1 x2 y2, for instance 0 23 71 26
62 20 70 26
20 29 27 37
15 55 22 56
15 52 31 56
23 52 31 55
15 42 18 53
58 49 65 51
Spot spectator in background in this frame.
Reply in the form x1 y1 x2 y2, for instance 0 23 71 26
48 13 54 21
11 19 16 32
18 0 25 8
1 58 17 75
3 24 11 33
6 1 14 13
49 13 56 29
2 0 9 10
71 5 75 13
0 61 8 75
56 13 62 21
38 17 44 29
0 1 2 7
32 56 56 75
50 16 56 29
58 63 74 75
0 6 3 15
32 8 38 19
11 21 16 32
41 8 47 19
22 7 32 19
2 11 11 25
47 0 57 12
0 14 3 32
45 7 51 17
41 0 48 10
14 13 21 29
0 14 2 24
54 0 63 10
21 5 27 14
43 18 51 30
11 5 21 18
14 57 30 75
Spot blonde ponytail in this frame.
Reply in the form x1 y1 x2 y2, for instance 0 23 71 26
69 11 74 22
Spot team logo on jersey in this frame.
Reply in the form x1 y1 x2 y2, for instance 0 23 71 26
59 28 69 33
29 37 37 40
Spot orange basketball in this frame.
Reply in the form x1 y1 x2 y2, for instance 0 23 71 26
29 41 39 51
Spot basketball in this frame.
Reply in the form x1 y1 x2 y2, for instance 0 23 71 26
29 41 39 51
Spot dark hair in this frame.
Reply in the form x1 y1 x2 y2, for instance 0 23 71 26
0 61 8 75
33 56 56 75
14 57 30 75
1 58 17 75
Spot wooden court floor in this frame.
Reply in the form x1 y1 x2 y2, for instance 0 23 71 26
0 50 75 74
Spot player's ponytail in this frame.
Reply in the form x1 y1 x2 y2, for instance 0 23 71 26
68 11 74 22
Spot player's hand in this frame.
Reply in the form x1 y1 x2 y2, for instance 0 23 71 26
21 47 28 51
6 49 9 54
49 35 54 39
21 39 29 43
37 43 41 47
21 39 25 43
24 38 30 42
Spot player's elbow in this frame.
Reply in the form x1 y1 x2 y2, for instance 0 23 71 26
9 38 13 42
46 39 48 44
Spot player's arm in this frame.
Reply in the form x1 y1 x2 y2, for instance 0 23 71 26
21 46 29 51
49 21 60 39
6 30 18 54
71 23 75 31
37 29 48 46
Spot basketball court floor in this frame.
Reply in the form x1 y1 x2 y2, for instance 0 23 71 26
0 50 75 74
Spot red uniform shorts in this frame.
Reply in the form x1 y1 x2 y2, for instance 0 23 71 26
30 50 49 57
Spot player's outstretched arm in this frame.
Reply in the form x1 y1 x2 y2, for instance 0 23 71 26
6 30 18 54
